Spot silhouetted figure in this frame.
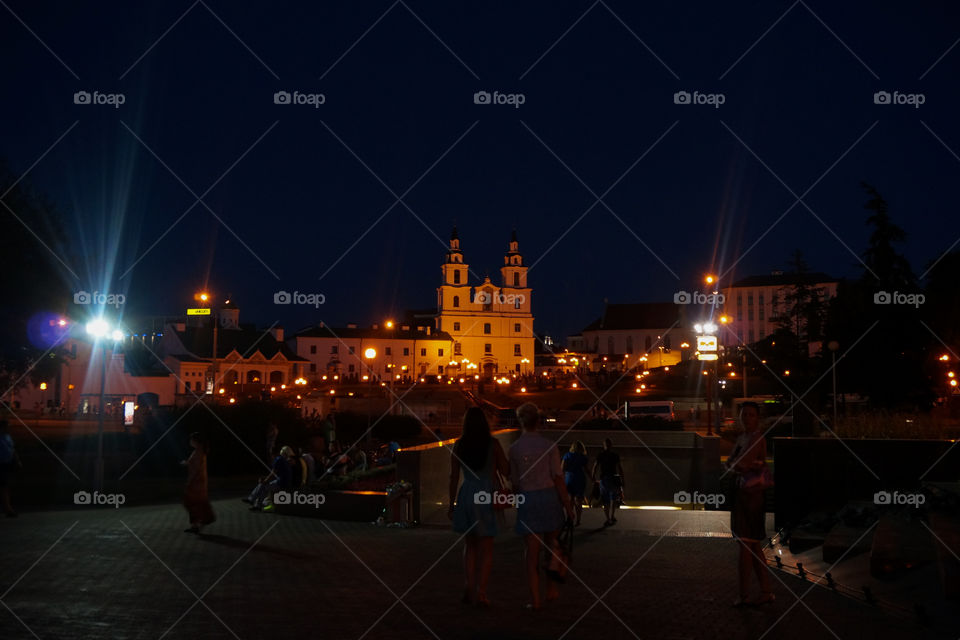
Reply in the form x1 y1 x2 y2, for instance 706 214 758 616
0 420 21 517
562 441 588 526
727 402 774 606
448 407 509 606
591 438 624 527
182 432 215 533
509 403 575 610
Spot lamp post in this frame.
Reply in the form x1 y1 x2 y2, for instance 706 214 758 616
364 347 377 386
827 341 840 428
695 322 719 436
86 318 123 491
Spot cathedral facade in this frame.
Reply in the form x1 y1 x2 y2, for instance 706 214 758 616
435 228 535 377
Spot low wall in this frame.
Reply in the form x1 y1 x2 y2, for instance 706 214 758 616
773 437 960 529
398 429 722 526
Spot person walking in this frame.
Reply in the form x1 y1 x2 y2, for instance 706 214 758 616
448 407 509 606
561 441 588 526
727 402 774 606
181 432 215 534
509 403 575 610
0 420 21 517
591 438 624 527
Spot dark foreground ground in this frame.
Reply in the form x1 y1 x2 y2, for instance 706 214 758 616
0 501 950 640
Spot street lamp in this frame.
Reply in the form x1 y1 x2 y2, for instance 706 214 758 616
86 317 124 491
364 348 377 384
827 340 840 427
195 291 217 396
695 322 719 436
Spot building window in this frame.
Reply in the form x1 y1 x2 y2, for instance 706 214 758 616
484 343 492 354
514 323 521 332
454 342 462 355
607 337 614 354
309 363 316 372
747 293 754 306
330 346 338 354
483 295 492 312
748 330 755 343
348 364 355 373
185 381 191 391
453 270 461 284
310 345 317 354
513 272 519 287
420 348 427 357
514 344 521 356
748 308 754 321
385 347 392 356
484 323 491 334
453 295 460 308
626 336 633 354
438 348 444 357
453 322 461 331
514 299 521 309
516 364 521 372
403 347 409 356
438 366 443 374
348 346 355 354
645 336 652 351
663 336 671 351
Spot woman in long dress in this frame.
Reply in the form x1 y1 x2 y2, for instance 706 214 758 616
183 432 216 534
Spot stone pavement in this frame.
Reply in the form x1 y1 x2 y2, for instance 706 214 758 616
0 501 950 640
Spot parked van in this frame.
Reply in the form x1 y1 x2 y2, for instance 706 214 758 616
619 400 675 420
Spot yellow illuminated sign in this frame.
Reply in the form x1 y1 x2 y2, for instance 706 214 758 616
697 336 718 352
187 308 211 316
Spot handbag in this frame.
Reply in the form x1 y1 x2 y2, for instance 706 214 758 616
739 464 774 490
492 470 514 511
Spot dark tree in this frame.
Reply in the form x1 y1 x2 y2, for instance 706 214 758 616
0 160 73 393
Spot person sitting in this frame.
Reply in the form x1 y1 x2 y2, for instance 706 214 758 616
244 446 293 510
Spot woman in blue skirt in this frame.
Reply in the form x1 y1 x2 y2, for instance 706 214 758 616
448 407 509 606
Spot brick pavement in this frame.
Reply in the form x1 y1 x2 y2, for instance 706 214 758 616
0 501 949 640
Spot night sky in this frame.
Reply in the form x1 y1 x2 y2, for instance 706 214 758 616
3 1 959 341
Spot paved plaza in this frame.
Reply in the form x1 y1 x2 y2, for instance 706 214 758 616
0 501 949 640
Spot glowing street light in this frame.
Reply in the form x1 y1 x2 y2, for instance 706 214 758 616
86 316 124 492
365 348 377 359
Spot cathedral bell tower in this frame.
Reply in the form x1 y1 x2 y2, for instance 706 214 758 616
500 230 529 312
438 227 471 312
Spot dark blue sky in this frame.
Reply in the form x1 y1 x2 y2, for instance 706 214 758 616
3 1 958 341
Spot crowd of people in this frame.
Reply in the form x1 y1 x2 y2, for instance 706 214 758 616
447 401 772 609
